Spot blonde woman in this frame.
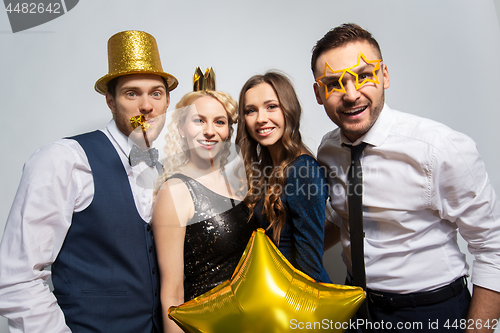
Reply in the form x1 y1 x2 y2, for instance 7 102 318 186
153 90 255 332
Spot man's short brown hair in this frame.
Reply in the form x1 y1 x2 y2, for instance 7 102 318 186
311 23 382 76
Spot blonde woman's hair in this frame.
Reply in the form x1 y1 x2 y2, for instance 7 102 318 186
156 90 238 188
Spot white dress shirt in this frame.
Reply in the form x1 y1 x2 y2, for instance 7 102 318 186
0 120 159 333
318 104 500 294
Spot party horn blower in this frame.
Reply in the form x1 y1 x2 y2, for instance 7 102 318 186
130 115 152 148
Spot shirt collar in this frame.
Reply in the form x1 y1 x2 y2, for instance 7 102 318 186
105 120 135 157
339 103 395 148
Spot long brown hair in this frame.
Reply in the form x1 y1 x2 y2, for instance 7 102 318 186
236 71 311 243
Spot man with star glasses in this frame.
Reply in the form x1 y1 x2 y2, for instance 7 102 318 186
312 23 500 333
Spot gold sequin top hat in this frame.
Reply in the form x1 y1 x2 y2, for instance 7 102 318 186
94 30 178 95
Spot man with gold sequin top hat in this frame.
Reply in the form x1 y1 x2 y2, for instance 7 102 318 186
0 30 177 333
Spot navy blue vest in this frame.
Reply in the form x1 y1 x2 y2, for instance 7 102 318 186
52 131 162 332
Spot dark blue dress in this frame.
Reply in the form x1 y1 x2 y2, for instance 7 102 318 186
255 154 332 283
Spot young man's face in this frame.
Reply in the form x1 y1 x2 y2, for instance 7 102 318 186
313 41 390 142
106 74 170 147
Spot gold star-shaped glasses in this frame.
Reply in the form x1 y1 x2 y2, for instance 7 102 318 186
315 52 382 99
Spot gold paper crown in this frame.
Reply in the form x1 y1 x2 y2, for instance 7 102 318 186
94 30 178 95
193 67 216 91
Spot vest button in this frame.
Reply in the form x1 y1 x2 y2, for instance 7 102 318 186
152 267 156 274
149 246 153 253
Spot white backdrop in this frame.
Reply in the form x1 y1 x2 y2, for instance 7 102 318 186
1 0 500 331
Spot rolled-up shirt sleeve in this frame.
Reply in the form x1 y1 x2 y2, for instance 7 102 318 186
0 139 92 333
433 132 500 293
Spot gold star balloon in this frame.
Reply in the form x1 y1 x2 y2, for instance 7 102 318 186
168 228 365 333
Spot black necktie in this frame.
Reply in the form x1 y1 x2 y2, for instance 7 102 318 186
346 142 370 327
347 142 367 289
128 145 162 173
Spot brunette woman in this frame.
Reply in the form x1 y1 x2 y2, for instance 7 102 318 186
236 71 331 283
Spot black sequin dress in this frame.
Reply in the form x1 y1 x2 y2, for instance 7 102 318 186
168 173 256 301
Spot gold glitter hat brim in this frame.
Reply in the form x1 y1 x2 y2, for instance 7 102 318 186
94 30 178 95
95 70 178 95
